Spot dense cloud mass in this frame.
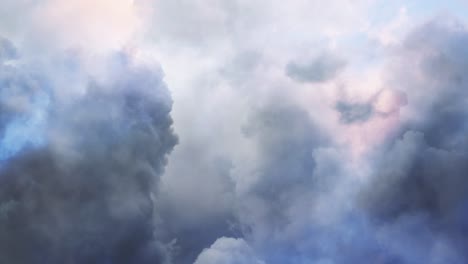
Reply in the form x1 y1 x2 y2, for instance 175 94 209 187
357 19 468 263
0 40 177 264
2 1 468 264
192 17 468 264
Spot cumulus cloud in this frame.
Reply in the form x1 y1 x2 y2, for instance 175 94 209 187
0 38 177 264
188 14 468 264
149 3 468 264
237 101 326 236
356 17 468 263
2 1 468 264
194 237 264 264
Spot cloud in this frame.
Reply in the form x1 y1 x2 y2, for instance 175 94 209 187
334 88 407 124
194 237 264 264
0 38 178 264
356 17 468 263
230 99 374 264
286 52 345 83
238 101 325 229
3 1 468 264
0 36 17 61
0 47 49 161
335 101 374 124
31 0 143 52
187 15 468 264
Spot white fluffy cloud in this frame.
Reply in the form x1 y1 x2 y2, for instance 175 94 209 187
194 237 264 264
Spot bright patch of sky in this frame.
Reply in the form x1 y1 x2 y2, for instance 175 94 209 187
0 93 49 162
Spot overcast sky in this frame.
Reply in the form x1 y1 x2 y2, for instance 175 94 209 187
1 1 468 263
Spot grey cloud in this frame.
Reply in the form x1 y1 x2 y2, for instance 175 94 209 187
397 19 468 150
240 102 326 212
357 18 468 263
365 17 468 217
219 50 263 87
3 4 468 264
335 101 374 124
202 17 468 264
235 101 349 263
234 99 406 264
0 40 178 264
359 130 468 263
150 15 468 264
156 73 244 263
158 154 238 264
334 88 407 125
0 36 17 61
286 52 345 83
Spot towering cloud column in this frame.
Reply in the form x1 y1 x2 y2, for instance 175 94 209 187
0 38 178 264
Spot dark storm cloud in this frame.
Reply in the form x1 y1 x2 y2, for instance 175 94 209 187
0 39 178 264
398 19 468 151
335 101 374 124
286 52 345 83
362 131 468 220
362 18 468 219
358 18 468 263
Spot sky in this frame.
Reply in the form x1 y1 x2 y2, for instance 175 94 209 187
1 1 468 263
